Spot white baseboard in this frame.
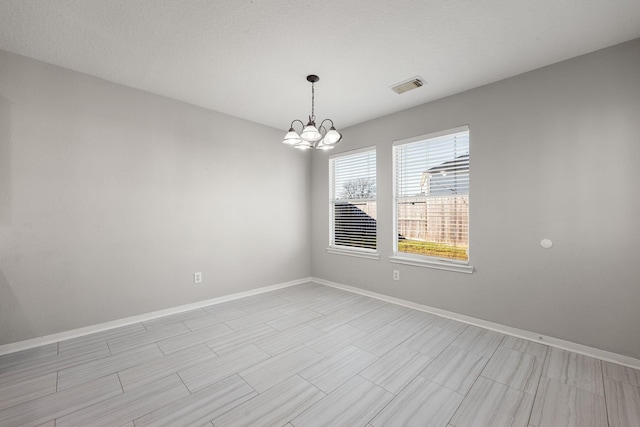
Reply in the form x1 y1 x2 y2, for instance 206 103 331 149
312 277 640 370
0 277 312 356
4 275 639 370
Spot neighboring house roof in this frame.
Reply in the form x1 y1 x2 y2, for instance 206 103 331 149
421 154 469 195
426 153 469 174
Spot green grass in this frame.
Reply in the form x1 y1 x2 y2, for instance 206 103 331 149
398 239 468 261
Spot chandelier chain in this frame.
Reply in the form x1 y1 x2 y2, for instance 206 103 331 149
311 82 315 120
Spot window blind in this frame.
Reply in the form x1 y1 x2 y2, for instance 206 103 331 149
394 127 469 261
329 148 377 251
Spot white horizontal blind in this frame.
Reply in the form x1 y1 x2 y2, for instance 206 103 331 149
330 148 377 250
394 127 469 261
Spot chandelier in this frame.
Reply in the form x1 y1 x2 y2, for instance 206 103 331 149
282 75 342 150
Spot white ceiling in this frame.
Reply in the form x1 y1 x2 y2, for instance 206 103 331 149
1 1 639 130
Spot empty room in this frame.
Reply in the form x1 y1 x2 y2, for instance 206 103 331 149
1 1 639 426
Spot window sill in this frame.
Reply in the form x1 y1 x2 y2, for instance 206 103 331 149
389 255 473 274
327 247 380 260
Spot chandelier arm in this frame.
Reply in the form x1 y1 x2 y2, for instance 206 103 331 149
290 119 305 131
319 119 334 129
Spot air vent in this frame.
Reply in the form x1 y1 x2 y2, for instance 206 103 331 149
390 76 425 94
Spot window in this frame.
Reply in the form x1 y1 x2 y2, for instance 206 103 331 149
329 147 377 257
392 126 471 273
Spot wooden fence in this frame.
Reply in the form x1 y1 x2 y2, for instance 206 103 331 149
334 196 468 246
397 196 468 245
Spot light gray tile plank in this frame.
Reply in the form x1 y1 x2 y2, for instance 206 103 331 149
269 282 320 301
206 322 278 354
0 346 111 384
353 325 414 357
360 346 433 394
541 348 604 396
481 346 543 395
305 324 369 356
239 345 324 393
291 376 394 427
56 374 189 427
155 322 233 354
529 377 607 427
428 316 468 334
142 309 210 331
212 375 325 427
403 325 458 357
133 374 257 427
118 343 216 391
390 310 437 333
58 323 146 354
604 377 640 427
348 305 411 333
420 346 488 394
185 306 246 329
254 323 323 355
300 345 378 393
55 340 110 358
57 343 164 390
35 422 55 427
107 323 189 354
312 293 379 315
224 307 288 331
602 361 640 387
0 343 58 370
450 325 504 357
306 309 362 331
224 294 292 313
0 371 57 411
500 336 548 359
371 377 463 427
0 374 122 427
179 344 270 392
266 309 323 331
450 376 534 427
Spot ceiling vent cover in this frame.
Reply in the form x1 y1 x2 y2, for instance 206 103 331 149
390 76 425 94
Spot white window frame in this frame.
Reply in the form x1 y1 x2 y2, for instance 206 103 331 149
327 146 379 260
391 126 473 274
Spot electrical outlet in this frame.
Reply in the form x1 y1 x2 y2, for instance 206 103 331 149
393 270 400 281
194 272 202 284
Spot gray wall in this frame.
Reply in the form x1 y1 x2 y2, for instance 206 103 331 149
311 39 640 359
0 50 311 345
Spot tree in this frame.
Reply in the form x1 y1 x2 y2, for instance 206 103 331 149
341 178 376 199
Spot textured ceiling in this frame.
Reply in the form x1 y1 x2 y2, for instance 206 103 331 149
1 1 639 130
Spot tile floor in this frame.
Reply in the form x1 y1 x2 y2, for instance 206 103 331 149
0 282 639 426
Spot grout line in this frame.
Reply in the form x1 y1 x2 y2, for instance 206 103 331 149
525 344 550 427
443 334 500 426
175 371 192 395
116 372 125 394
600 359 611 427
357 373 395 425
